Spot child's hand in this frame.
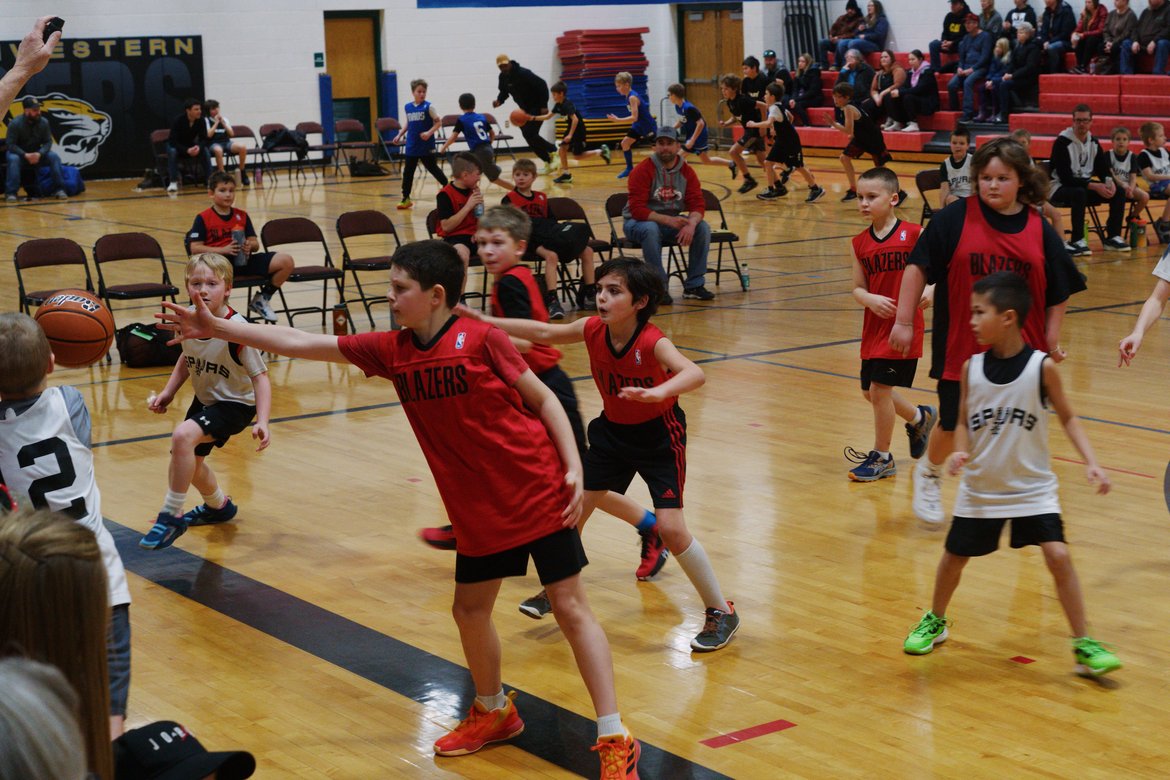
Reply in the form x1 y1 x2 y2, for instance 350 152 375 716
947 451 969 476
560 469 584 527
454 303 486 320
919 284 935 310
617 386 665 404
147 391 170 414
1086 464 1111 494
469 189 484 207
1118 333 1141 366
252 423 270 451
866 294 897 319
420 130 432 141
1048 344 1067 363
157 296 217 343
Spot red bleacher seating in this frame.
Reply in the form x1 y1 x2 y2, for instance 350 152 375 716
796 125 933 152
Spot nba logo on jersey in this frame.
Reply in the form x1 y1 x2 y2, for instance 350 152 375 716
899 229 907 241
455 332 466 349
634 349 642 365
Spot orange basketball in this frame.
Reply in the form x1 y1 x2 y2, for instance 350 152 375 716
33 289 115 368
510 109 530 127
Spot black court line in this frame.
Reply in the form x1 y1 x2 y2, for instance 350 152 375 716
108 522 729 779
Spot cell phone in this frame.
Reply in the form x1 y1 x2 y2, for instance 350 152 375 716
43 17 64 43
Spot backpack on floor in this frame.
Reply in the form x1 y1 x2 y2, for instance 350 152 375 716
115 322 183 368
37 165 86 196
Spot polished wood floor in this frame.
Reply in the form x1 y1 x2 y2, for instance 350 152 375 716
5 153 1170 778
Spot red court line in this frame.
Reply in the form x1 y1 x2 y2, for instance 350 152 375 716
1052 456 1155 479
701 719 796 748
1011 656 1036 664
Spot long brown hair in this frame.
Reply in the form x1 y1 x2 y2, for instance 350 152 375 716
971 138 1050 207
0 509 112 780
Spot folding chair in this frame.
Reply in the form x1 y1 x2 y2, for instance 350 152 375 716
151 129 207 188
374 117 403 172
425 209 489 310
333 119 380 172
259 217 350 328
258 123 309 183
91 233 180 328
603 193 683 288
228 124 262 183
13 238 94 314
915 169 942 224
484 113 516 160
335 210 401 328
547 196 611 300
700 189 747 291
295 121 335 178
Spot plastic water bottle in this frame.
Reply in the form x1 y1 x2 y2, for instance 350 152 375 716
741 257 750 290
473 203 484 217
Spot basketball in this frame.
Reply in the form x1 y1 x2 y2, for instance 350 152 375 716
33 289 115 368
510 109 530 127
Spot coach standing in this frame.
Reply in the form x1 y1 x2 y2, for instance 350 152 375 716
493 54 559 168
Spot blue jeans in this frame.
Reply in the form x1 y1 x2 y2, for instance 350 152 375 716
837 38 879 65
1045 40 1069 72
167 143 211 185
6 150 64 196
948 69 987 116
1119 37 1170 74
623 218 710 290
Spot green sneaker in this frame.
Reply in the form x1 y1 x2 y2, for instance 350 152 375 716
904 611 949 655
1073 637 1121 677
600 144 612 164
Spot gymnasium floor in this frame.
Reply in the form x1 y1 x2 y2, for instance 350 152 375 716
4 151 1169 778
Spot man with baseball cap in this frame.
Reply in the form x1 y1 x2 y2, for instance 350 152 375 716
762 48 795 95
620 126 714 303
492 53 559 169
5 95 68 201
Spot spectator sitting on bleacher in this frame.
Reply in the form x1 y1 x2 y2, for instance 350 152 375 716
976 37 1014 121
788 53 823 125
1070 0 1109 72
864 51 907 129
166 98 210 194
949 14 994 122
1119 0 1170 74
1049 104 1131 254
887 50 939 132
931 0 974 73
4 96 67 202
836 1 891 65
819 0 864 69
762 49 796 96
1039 0 1077 71
836 49 876 106
1101 0 1139 74
1004 0 1039 41
980 0 1005 35
998 21 1042 112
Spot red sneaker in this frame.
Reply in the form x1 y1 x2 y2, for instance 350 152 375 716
433 692 524 756
635 529 668 580
420 524 457 550
593 733 640 779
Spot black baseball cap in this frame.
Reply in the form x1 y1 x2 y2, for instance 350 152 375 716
21 96 40 109
113 722 256 780
763 49 777 58
655 127 681 142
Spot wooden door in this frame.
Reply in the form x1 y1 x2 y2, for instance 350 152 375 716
324 15 379 134
681 6 743 149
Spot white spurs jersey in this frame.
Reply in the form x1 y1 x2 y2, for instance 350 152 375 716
943 153 972 198
1111 149 1134 184
182 308 266 405
953 350 1060 518
0 387 130 606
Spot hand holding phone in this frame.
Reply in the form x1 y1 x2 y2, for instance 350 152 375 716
43 17 64 43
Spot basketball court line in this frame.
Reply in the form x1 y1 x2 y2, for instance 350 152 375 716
106 521 731 779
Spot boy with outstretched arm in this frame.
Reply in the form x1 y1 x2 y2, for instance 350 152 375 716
157 240 641 777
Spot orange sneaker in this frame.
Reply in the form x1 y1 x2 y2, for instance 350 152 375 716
592 733 640 779
433 691 524 756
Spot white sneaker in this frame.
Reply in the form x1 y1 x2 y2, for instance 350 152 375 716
901 122 920 133
249 291 277 322
882 119 895 130
166 182 178 193
1070 238 1091 256
887 121 904 131
912 459 945 524
53 190 68 200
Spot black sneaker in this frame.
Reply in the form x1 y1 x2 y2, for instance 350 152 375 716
737 177 758 194
240 172 251 186
519 589 553 619
544 292 565 320
683 285 715 301
756 187 781 201
806 185 826 203
553 172 573 184
728 161 738 180
691 602 740 652
182 498 239 526
841 189 858 202
905 405 938 460
660 292 674 306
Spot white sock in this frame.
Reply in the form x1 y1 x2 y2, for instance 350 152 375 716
201 488 226 510
674 539 729 612
475 690 507 711
877 451 891 460
162 490 186 517
910 408 923 425
596 713 626 739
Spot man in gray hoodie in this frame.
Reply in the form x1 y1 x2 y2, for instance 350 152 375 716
1049 104 1129 255
622 127 714 304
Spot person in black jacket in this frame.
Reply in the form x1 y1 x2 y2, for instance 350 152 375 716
787 53 823 125
931 0 974 71
762 49 796 96
493 54 558 167
1003 0 1039 41
835 49 876 106
997 21 1042 113
1048 104 1130 253
166 98 211 193
886 49 939 132
1039 0 1077 70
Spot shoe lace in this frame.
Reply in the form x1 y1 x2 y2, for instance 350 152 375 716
698 608 725 638
910 613 948 636
1075 638 1113 657
638 531 657 560
844 446 876 465
592 738 628 779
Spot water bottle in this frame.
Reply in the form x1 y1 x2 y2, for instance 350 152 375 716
231 229 247 267
474 202 484 218
741 257 750 290
332 302 350 336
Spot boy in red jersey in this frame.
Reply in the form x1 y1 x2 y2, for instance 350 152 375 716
466 257 740 652
436 153 486 281
186 171 294 322
889 138 1085 525
847 167 936 482
156 240 641 777
503 158 598 318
